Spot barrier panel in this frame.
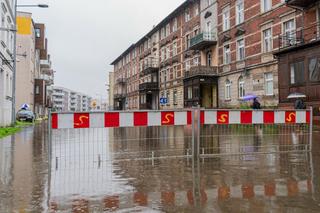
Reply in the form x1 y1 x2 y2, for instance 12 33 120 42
47 108 314 212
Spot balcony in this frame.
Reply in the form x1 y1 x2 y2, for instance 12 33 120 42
114 93 126 99
276 23 320 53
285 0 318 8
140 60 159 77
116 78 127 84
139 82 159 92
189 32 217 50
40 59 51 68
184 66 218 79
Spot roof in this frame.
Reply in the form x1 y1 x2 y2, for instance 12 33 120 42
110 0 194 66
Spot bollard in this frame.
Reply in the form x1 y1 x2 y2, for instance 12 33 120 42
98 154 101 169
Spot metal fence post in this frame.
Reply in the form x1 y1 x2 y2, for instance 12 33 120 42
309 106 313 152
192 107 200 160
47 109 52 210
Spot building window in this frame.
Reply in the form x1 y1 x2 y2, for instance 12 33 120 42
283 19 296 46
206 51 212 66
173 18 178 32
185 8 191 22
194 57 199 66
166 91 170 105
263 28 272 52
207 0 214 7
173 41 177 56
195 4 199 16
238 76 245 98
188 87 193 99
36 85 40 95
186 34 191 49
206 21 212 33
185 60 191 71
237 38 245 61
161 27 165 40
264 72 273 96
173 90 178 105
290 61 304 85
224 44 231 64
222 6 230 31
236 0 244 25
261 0 271 12
225 79 231 100
309 57 320 82
166 24 170 37
166 46 170 59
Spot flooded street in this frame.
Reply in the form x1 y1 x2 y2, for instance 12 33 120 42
1 123 320 212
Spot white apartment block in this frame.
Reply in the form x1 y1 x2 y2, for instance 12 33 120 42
0 0 15 126
51 86 92 112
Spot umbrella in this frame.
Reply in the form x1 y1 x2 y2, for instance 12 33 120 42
241 94 258 101
21 103 30 110
287 92 306 99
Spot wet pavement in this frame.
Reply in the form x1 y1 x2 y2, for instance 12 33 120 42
0 122 320 212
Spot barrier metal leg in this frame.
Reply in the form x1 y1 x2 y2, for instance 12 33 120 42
47 109 52 210
309 106 313 152
192 107 200 161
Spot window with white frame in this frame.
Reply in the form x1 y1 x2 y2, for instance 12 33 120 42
264 72 273 95
237 38 245 61
173 90 178 105
206 21 212 33
185 60 191 71
261 0 272 13
222 6 230 31
225 79 231 100
224 44 231 64
236 0 244 25
195 4 199 16
161 48 165 61
161 27 165 40
166 24 170 37
173 41 177 56
263 28 272 52
185 8 191 22
173 18 178 32
166 46 170 59
283 19 296 46
207 0 214 7
194 57 199 66
188 87 193 99
186 34 191 49
238 76 245 98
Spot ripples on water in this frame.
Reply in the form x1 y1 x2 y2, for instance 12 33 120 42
1 124 320 212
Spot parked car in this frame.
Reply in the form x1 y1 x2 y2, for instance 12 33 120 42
16 109 35 122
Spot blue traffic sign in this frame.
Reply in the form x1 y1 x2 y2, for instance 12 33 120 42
160 98 168 105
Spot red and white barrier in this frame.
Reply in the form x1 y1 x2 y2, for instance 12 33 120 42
50 110 310 129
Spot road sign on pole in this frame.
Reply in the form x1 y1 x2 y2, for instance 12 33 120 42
160 98 168 105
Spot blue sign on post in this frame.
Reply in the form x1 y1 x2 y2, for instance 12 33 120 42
160 97 168 105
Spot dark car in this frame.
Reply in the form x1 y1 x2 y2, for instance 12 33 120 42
16 109 35 122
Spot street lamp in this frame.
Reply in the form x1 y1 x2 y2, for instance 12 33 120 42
11 2 49 125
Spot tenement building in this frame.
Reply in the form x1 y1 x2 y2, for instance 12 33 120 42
111 0 316 110
274 0 320 122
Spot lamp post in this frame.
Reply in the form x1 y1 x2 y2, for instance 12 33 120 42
11 2 49 125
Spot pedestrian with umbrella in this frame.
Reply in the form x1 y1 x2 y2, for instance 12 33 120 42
287 93 306 109
241 94 261 109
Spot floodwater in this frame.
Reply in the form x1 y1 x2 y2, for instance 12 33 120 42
0 122 320 212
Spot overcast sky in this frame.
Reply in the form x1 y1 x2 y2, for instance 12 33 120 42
18 0 185 99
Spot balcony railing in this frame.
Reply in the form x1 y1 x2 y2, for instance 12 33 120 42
116 78 127 84
139 82 158 92
140 59 159 77
189 32 217 50
184 66 218 79
277 23 320 51
114 93 126 99
285 0 318 8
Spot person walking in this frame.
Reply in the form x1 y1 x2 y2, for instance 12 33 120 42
294 98 306 109
252 98 261 110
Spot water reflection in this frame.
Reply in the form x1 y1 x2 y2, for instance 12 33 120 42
48 125 319 212
0 123 49 212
